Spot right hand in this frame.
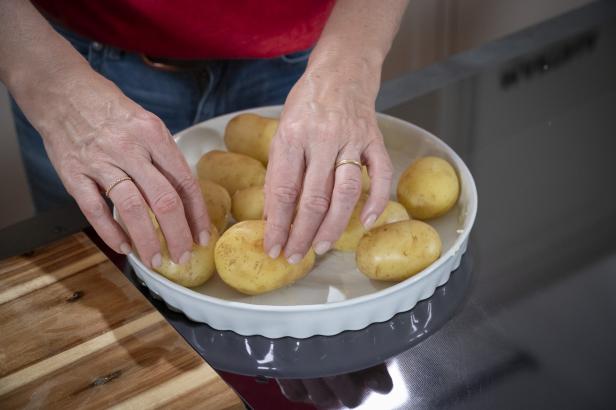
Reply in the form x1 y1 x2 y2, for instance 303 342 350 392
18 66 211 268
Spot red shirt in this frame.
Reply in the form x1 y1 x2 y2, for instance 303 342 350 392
33 0 335 59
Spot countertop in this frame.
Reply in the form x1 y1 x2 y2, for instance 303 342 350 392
0 232 243 409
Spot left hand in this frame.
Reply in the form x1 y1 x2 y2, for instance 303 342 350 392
263 60 393 262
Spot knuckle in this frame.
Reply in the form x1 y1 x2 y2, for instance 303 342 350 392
374 162 394 181
276 125 305 147
266 219 290 235
382 161 394 179
81 198 107 219
302 193 331 214
141 112 164 129
175 174 200 198
112 135 146 158
61 173 85 197
272 185 300 205
118 194 144 215
151 190 182 215
337 178 362 198
141 113 169 142
278 120 302 137
87 153 115 174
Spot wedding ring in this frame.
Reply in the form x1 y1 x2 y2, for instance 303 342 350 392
105 176 133 197
335 159 362 169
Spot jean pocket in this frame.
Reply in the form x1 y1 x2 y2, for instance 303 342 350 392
280 48 312 64
50 22 91 57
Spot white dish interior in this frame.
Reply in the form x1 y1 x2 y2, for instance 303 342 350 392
121 105 477 337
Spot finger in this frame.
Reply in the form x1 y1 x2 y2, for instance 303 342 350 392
360 140 394 228
126 162 193 264
360 363 393 394
262 131 279 221
263 166 272 221
263 142 305 258
67 174 131 255
96 170 162 269
283 152 335 262
302 379 337 408
147 129 211 244
323 374 363 408
276 379 309 403
311 150 363 255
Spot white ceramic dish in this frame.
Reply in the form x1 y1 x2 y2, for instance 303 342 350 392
123 105 478 338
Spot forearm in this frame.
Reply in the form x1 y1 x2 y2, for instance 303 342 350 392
0 1 92 119
0 0 126 146
0 0 90 83
306 0 409 96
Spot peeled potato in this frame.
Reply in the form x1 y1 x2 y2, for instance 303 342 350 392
153 227 219 288
199 179 231 233
356 220 441 281
224 113 278 165
397 156 460 220
231 186 264 222
215 220 315 295
197 150 266 195
334 194 410 251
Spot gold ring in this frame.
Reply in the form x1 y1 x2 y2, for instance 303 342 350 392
105 176 133 197
335 159 362 169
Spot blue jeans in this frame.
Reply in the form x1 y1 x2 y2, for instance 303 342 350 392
11 24 309 211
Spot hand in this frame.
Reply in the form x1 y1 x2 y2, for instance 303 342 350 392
263 60 393 262
20 67 210 268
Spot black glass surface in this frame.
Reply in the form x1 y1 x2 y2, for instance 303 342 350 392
202 3 616 408
125 252 473 378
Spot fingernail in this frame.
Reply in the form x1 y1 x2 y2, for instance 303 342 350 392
120 242 131 255
179 251 191 265
363 214 377 230
151 253 162 268
268 244 281 259
314 241 331 255
199 230 210 246
287 253 302 265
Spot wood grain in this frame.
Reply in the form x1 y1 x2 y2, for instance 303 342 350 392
0 233 243 409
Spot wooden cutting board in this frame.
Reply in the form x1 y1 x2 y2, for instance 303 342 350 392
0 232 244 409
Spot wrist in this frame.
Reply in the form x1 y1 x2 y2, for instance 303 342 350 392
9 62 121 146
308 42 383 77
304 46 383 103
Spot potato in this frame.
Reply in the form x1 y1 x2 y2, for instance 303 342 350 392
224 113 278 164
199 179 231 233
215 220 315 295
361 165 370 192
356 220 441 281
153 226 219 288
147 209 159 230
334 194 410 251
231 186 264 222
197 150 266 195
397 156 460 220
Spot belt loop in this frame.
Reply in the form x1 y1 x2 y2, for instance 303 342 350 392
88 41 104 70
